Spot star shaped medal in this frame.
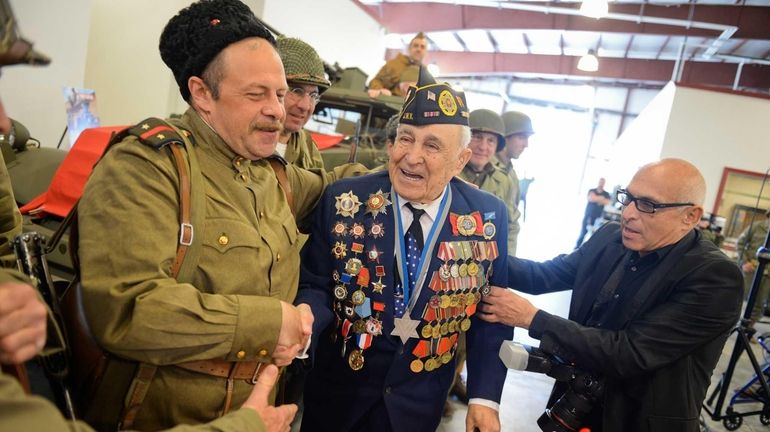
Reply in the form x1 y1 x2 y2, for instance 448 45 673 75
365 189 391 218
391 313 420 344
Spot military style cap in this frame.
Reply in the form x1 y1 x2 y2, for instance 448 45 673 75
469 109 505 151
276 37 331 93
399 66 469 127
501 111 535 137
159 0 275 101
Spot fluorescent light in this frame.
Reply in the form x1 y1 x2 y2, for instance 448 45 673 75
580 0 609 19
577 49 599 72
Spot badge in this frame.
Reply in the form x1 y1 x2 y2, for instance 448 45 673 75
457 215 477 236
345 258 363 276
351 289 366 305
348 349 365 371
332 270 341 282
366 317 382 335
372 278 385 294
429 295 441 309
467 262 479 276
439 264 451 281
480 284 491 296
332 222 348 237
333 285 348 300
344 305 355 319
368 247 382 262
410 359 424 373
335 191 362 217
369 222 384 238
333 241 347 259
351 243 364 254
438 90 458 116
483 222 496 240
365 189 391 218
350 223 365 239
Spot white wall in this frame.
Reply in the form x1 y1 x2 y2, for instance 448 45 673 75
0 0 92 148
661 86 770 211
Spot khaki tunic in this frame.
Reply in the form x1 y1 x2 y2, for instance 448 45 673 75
368 53 419 97
78 109 338 429
459 163 517 255
283 129 324 170
492 154 521 256
737 218 770 319
0 151 21 267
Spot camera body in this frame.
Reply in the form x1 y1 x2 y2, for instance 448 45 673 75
499 341 604 432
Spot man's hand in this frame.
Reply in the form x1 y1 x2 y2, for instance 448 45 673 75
0 281 47 364
478 286 538 329
296 303 314 349
465 404 500 432
742 261 757 273
274 301 308 366
367 88 392 98
241 364 297 432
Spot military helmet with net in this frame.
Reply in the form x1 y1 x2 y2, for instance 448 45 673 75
502 111 535 137
276 36 331 93
469 109 505 151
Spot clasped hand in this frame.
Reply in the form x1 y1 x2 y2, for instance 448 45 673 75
274 302 313 366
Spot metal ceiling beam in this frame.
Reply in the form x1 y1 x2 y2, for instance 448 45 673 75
396 49 770 89
355 2 770 40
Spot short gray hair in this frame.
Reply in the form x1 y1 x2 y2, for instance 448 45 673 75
459 125 471 148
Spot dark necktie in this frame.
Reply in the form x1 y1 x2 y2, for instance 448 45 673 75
395 203 426 317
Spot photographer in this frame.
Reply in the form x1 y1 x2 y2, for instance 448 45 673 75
480 159 743 432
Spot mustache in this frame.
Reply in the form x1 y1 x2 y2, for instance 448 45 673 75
253 121 283 133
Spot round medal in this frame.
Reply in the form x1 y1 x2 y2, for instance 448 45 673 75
432 325 441 339
369 223 384 238
351 289 366 305
351 223 365 238
348 349 365 371
332 222 347 237
439 264 451 281
450 263 460 278
460 318 472 332
439 295 451 309
467 261 479 276
429 295 441 308
465 292 476 306
482 222 496 240
440 322 449 336
410 359 424 373
457 215 477 236
425 357 437 372
421 324 433 339
449 320 458 333
458 263 468 277
345 258 363 276
333 285 348 300
449 294 460 308
441 352 453 364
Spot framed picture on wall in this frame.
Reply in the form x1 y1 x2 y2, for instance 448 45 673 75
727 204 766 238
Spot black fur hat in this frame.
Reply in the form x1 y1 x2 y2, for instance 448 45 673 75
159 0 275 101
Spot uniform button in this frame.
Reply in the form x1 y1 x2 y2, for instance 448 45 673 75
239 173 248 181
234 158 242 167
236 350 246 359
259 349 268 357
259 211 264 218
631 266 637 272
218 235 229 246
276 253 281 262
613 294 619 299
384 386 391 394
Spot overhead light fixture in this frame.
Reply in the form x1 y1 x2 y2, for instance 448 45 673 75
580 0 609 19
426 63 441 77
577 49 599 72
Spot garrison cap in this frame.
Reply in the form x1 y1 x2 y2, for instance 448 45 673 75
469 109 505 152
399 66 469 127
501 110 535 137
276 37 331 93
159 0 275 102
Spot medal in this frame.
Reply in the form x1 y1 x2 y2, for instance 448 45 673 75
332 241 347 259
369 222 384 238
332 270 340 282
429 295 440 309
333 285 348 300
482 222 496 240
450 294 460 308
348 349 365 371
366 317 382 335
467 261 479 276
345 258 363 276
450 263 460 278
458 263 468 277
440 322 449 336
410 359 424 373
350 223 366 239
439 264 450 281
368 247 382 262
332 222 347 237
441 351 452 364
335 191 362 217
460 318 472 332
449 319 458 333
439 295 451 309
421 324 433 339
457 215 477 236
351 289 366 305
371 278 385 294
365 189 391 218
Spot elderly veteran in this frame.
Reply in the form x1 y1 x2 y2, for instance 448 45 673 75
77 0 363 429
296 67 513 432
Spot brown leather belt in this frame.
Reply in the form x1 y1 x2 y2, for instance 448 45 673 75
177 360 265 384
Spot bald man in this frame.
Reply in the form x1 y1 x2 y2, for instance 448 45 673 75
479 159 743 432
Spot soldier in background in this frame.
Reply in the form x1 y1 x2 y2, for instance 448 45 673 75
737 210 770 324
367 32 427 98
276 37 328 170
576 177 612 248
494 110 535 256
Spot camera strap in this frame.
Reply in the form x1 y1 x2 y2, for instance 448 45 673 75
587 252 630 324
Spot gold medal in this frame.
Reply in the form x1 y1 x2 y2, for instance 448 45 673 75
432 325 441 339
440 294 451 309
474 292 482 304
345 258 363 276
350 223 366 239
335 191 362 217
425 357 437 372
348 349 365 371
369 222 384 238
457 215 477 236
449 320 458 333
440 322 449 336
351 289 366 305
333 285 348 300
441 352 453 364
482 222 496 240
422 324 435 339
352 319 366 333
410 358 424 373
458 263 468 277
372 278 385 294
332 222 347 237
332 241 347 259
365 189 391 218
449 294 460 308
465 292 476 306
467 261 479 276
460 318 472 332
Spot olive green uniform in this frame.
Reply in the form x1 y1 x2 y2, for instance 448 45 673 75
77 108 352 429
462 160 518 255
283 129 324 170
0 151 21 267
368 53 419 97
737 218 770 320
492 153 522 256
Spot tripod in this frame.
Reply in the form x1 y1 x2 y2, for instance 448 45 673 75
703 227 770 430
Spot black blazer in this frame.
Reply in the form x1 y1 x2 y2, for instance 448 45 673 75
508 222 742 432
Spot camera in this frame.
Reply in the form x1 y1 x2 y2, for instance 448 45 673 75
499 341 604 432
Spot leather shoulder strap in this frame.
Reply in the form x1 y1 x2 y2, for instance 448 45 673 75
267 157 295 218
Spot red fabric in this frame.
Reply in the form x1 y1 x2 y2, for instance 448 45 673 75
309 131 345 150
20 126 126 218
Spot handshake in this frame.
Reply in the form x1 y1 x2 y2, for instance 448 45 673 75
274 302 314 366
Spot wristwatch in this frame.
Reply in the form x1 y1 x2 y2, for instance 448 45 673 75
0 122 15 148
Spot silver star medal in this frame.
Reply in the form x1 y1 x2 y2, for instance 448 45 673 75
391 313 420 344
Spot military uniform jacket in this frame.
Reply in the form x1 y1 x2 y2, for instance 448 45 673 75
77 108 337 429
297 171 513 432
0 151 21 267
460 163 518 256
738 218 769 275
492 154 521 256
284 129 324 170
368 53 419 97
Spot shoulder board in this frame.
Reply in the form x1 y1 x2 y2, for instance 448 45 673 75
127 117 193 150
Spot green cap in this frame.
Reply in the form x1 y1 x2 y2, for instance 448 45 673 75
469 109 505 151
502 111 534 137
276 36 331 93
399 66 469 127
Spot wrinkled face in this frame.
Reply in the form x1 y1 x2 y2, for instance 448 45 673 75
468 131 498 170
387 123 471 203
620 169 697 254
504 133 529 159
283 82 319 134
193 38 287 159
408 37 427 63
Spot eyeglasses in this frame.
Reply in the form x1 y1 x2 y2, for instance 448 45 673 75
287 86 321 104
616 189 694 214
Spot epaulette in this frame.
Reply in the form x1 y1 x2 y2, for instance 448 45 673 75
126 117 193 150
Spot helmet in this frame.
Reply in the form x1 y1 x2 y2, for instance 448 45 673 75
502 111 534 137
276 37 331 93
469 109 505 151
